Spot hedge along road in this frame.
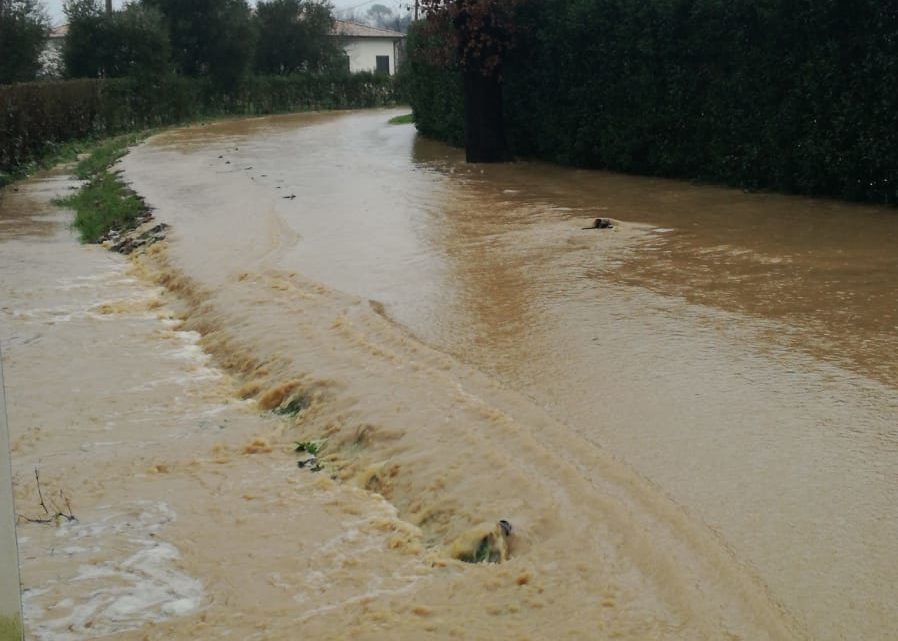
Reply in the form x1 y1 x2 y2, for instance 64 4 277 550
119 109 898 640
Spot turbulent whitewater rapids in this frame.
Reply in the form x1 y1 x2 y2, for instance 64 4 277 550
2 109 897 640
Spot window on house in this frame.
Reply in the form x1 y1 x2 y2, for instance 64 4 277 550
375 55 390 75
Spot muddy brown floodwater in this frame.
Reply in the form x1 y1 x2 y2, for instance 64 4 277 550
2 109 896 641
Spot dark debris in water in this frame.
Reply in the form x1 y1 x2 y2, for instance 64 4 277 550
459 520 514 565
101 215 168 255
582 217 614 230
274 396 308 417
297 455 323 472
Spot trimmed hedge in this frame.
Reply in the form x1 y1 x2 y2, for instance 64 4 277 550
1 72 397 174
403 22 464 148
408 0 898 205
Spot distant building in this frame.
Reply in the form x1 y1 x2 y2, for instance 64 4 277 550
40 24 69 78
330 20 405 76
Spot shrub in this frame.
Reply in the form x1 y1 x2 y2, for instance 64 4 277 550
64 1 172 80
0 73 398 174
0 0 50 84
407 0 898 205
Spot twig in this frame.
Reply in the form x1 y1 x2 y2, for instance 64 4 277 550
35 468 49 516
20 467 77 525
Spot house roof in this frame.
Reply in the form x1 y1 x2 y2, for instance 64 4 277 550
50 24 69 39
330 20 404 39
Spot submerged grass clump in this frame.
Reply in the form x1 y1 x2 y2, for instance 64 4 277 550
54 132 151 243
0 615 22 641
388 113 414 125
73 132 146 180
294 440 322 455
274 396 308 417
57 172 148 243
461 537 494 564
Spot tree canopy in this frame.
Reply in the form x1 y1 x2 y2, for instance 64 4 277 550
418 0 521 76
140 0 256 87
254 0 343 75
0 0 50 84
64 0 170 79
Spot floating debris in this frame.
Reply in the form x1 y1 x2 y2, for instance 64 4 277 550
582 218 614 230
274 395 308 417
297 455 323 472
107 222 169 255
451 520 513 564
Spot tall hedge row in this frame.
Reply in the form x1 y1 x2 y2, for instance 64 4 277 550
402 24 465 148
408 0 898 205
1 72 397 173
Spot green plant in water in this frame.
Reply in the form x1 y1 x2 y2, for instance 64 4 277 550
0 615 22 641
73 132 146 179
459 536 493 564
293 440 321 455
275 396 308 417
56 172 148 243
388 113 414 125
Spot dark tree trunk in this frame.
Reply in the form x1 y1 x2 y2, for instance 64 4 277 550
463 69 507 163
106 0 113 13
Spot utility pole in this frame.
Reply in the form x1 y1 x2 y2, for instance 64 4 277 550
106 0 112 14
414 0 418 21
0 344 24 641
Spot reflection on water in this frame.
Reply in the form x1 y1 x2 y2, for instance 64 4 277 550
115 110 898 641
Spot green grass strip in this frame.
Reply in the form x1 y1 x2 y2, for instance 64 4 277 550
0 615 22 641
57 172 148 244
388 113 414 125
54 132 152 244
73 132 147 180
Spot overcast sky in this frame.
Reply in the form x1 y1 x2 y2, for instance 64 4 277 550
42 0 410 26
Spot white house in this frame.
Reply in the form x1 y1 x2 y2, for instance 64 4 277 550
330 20 404 76
39 24 68 78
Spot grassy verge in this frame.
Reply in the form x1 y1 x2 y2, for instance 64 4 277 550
55 133 151 243
72 132 147 180
0 137 104 188
0 615 22 641
388 113 414 125
0 130 150 189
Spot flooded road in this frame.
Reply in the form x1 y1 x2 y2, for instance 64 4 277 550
120 110 898 641
2 108 895 640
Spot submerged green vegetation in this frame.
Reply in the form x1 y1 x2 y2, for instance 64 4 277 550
55 133 150 243
72 132 147 180
59 172 147 244
275 396 309 417
294 440 322 455
0 137 105 188
0 614 22 641
388 113 414 125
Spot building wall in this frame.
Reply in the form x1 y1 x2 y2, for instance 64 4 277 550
341 38 398 75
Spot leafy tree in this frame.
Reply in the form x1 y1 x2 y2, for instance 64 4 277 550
106 4 171 78
141 0 256 87
417 0 521 162
63 1 171 79
366 4 391 26
62 0 107 78
364 3 411 32
0 0 50 84
254 0 343 74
